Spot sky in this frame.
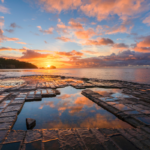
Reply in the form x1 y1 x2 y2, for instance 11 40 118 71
0 0 150 68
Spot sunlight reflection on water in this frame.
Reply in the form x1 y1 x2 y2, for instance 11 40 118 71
0 68 150 84
13 86 131 130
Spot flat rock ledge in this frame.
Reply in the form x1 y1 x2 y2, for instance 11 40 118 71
1 75 150 149
0 128 150 150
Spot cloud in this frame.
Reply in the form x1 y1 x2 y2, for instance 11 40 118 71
0 46 51 53
134 35 150 52
56 50 83 57
0 5 10 13
0 29 19 43
63 50 150 67
0 16 4 28
82 37 114 46
80 0 148 21
68 18 83 29
16 42 27 45
56 36 71 42
143 15 150 26
37 26 53 34
36 0 81 13
44 40 48 44
75 28 97 39
21 50 48 59
106 22 134 34
1 0 4 3
5 29 14 33
10 23 21 28
113 43 129 50
56 18 84 34
82 50 101 55
91 22 96 25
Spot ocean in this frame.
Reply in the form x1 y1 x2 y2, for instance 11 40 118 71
0 68 150 84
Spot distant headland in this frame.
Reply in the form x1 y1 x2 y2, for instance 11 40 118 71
0 58 37 69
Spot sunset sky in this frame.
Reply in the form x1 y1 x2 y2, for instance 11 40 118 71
0 0 150 68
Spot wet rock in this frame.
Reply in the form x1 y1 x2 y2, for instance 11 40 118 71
58 129 86 149
25 130 42 143
26 118 36 130
0 130 8 144
3 104 23 113
4 130 25 143
10 100 25 105
110 134 139 150
0 122 12 130
76 128 105 150
42 129 58 142
0 111 17 118
0 116 17 123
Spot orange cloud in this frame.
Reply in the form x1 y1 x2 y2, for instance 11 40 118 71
0 29 19 43
134 36 150 52
82 50 101 55
143 15 150 26
68 18 83 29
80 0 147 21
56 50 83 57
56 36 71 42
37 0 81 13
16 42 27 45
82 37 114 46
75 28 96 39
20 50 48 59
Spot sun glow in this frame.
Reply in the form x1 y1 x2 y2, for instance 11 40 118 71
47 65 51 68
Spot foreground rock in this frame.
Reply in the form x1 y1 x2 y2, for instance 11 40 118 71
26 118 36 130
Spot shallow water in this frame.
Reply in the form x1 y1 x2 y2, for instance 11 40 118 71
13 86 131 130
1 68 150 84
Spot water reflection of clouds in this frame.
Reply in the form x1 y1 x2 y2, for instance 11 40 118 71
39 93 94 116
41 113 131 129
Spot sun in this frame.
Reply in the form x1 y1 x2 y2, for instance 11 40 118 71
47 65 51 68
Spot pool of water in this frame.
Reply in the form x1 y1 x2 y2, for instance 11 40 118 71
13 86 132 130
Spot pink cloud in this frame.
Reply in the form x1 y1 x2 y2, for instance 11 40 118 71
143 15 150 26
82 37 114 46
0 29 19 43
1 0 4 3
56 36 71 42
0 5 10 14
37 0 81 13
68 18 83 29
82 50 100 55
137 36 150 47
134 36 150 52
37 26 53 34
56 50 83 57
21 50 48 59
0 16 4 28
75 28 96 39
80 0 148 21
16 42 27 45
